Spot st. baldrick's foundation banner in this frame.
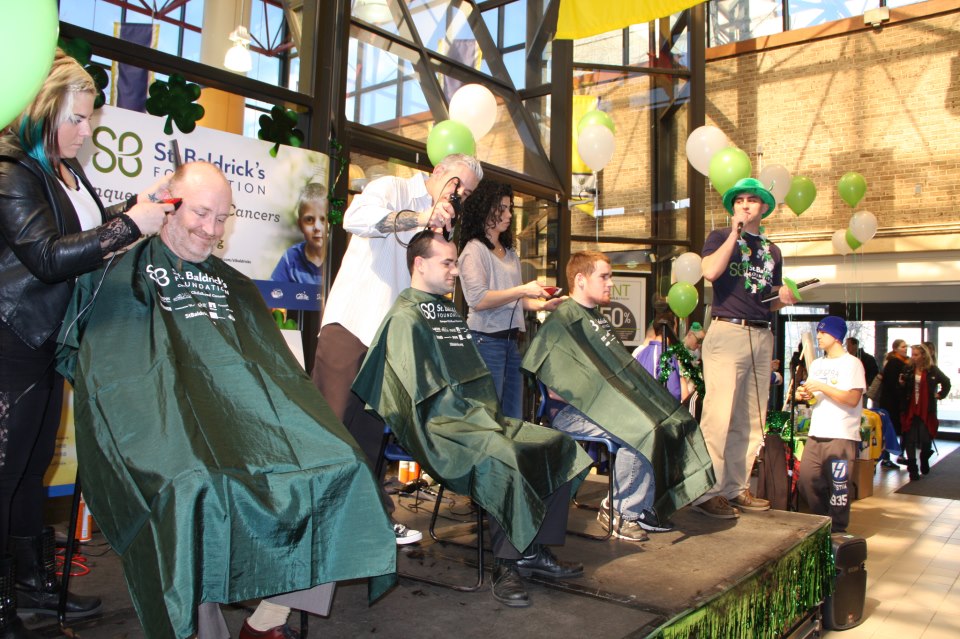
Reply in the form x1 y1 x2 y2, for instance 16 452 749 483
77 105 329 312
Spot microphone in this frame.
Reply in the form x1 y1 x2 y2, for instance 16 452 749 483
736 221 744 235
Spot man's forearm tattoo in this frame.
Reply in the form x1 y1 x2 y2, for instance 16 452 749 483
375 209 421 233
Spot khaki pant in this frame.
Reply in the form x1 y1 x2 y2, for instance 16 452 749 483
695 320 772 503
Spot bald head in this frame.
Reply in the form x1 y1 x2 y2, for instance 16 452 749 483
160 162 233 262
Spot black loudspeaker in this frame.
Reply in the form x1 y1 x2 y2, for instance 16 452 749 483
823 533 867 630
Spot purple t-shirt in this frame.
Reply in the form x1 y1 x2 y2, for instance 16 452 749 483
703 227 782 322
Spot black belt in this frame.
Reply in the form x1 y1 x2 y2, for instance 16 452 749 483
476 328 520 340
713 316 771 330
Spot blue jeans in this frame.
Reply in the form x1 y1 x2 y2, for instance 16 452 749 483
472 331 523 419
550 404 654 520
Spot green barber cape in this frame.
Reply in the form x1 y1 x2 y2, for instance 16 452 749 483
352 288 591 551
56 237 396 639
521 299 715 519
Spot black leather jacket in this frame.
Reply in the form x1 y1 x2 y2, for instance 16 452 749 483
0 133 137 349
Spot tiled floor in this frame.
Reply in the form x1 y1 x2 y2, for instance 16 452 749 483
823 440 960 639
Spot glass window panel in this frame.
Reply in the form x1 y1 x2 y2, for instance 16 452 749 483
481 7 500 44
402 76 429 117
360 83 399 126
789 1 873 31
156 22 181 57
502 1 526 48
574 30 627 66
59 0 97 26
185 0 205 26
885 0 925 7
709 0 783 47
182 30 202 63
523 94 551 158
504 49 525 90
627 24 651 67
408 0 482 58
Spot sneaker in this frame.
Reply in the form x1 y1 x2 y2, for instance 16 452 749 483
730 489 770 512
392 522 423 545
692 496 740 519
597 507 649 542
880 459 900 469
636 509 674 533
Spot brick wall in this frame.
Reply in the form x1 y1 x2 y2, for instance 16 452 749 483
705 9 960 248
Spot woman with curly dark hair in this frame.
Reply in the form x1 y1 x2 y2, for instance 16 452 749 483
457 179 563 418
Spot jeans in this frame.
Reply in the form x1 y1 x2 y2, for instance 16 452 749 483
550 404 654 520
472 331 523 419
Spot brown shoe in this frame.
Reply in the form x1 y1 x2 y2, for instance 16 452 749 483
692 496 740 519
731 490 770 512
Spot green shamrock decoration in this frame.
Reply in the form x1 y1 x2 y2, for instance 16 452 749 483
58 37 108 108
145 74 205 135
257 105 304 158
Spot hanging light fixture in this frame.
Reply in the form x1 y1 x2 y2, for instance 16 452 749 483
353 0 392 25
224 0 253 73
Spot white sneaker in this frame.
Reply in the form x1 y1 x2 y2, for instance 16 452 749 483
393 522 423 545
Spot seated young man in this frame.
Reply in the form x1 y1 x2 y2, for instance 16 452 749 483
522 251 715 542
352 230 592 608
57 162 396 639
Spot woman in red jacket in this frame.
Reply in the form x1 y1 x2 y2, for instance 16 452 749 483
899 344 952 481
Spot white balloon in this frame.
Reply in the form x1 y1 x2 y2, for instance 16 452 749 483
448 83 498 141
849 210 878 243
685 125 730 176
577 124 616 172
832 229 853 256
759 164 792 204
674 252 703 285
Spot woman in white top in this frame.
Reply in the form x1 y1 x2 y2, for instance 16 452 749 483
457 179 562 418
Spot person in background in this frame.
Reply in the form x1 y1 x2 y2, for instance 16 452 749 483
877 339 909 468
899 343 951 480
845 337 879 390
312 154 482 545
0 49 172 636
796 316 866 533
457 179 563 418
270 182 327 285
633 310 693 404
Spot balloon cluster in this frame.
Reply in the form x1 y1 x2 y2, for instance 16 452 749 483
426 84 497 165
667 252 703 318
831 172 877 255
686 126 818 217
576 109 616 172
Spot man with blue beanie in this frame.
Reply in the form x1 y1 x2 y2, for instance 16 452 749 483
796 316 866 532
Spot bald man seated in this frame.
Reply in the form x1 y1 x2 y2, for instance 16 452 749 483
57 162 396 639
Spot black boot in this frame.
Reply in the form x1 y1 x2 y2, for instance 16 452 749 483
920 450 932 475
0 555 42 639
9 527 101 619
907 461 921 481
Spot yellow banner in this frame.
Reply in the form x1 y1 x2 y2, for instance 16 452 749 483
556 0 706 40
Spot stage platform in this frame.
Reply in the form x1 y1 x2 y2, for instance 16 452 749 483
27 477 832 639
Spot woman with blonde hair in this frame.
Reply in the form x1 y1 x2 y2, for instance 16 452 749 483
899 344 951 480
0 50 172 634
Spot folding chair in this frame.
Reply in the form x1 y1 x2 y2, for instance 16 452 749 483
374 426 485 591
534 381 620 541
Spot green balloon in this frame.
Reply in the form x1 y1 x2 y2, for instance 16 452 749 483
427 120 476 166
845 229 863 251
577 109 615 135
838 171 867 208
785 176 817 216
708 147 752 195
667 282 698 319
0 0 59 129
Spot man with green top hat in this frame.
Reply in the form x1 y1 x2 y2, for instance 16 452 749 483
691 177 799 520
